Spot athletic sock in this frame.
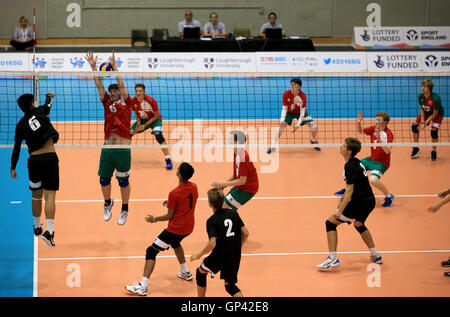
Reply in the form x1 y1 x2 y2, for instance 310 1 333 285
386 193 393 199
122 204 128 212
370 247 378 256
180 262 188 273
46 219 54 234
105 199 111 206
165 156 171 161
329 251 337 260
140 277 148 288
33 217 41 228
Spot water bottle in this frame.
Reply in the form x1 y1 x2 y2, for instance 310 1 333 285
163 29 168 40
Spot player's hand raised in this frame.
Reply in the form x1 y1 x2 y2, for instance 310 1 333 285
357 112 364 123
84 51 97 69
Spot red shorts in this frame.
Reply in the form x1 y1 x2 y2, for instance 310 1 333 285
415 114 443 130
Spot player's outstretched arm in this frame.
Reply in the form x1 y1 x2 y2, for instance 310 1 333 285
356 113 364 134
109 52 129 100
428 194 450 213
85 51 106 98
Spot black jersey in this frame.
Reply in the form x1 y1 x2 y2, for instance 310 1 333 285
206 208 245 258
344 157 375 204
11 95 59 170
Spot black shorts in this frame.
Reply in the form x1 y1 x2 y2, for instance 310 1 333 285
152 229 190 251
342 198 376 224
201 252 241 284
27 152 59 191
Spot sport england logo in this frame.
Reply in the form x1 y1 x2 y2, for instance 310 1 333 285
69 57 85 68
148 58 159 69
204 58 215 69
32 57 47 69
406 29 418 41
424 55 438 68
373 55 384 68
361 30 370 42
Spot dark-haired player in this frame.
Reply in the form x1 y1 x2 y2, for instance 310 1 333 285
411 79 445 161
130 83 173 170
11 92 58 247
125 162 198 296
85 51 132 225
268 78 320 153
191 188 249 297
212 131 258 212
317 138 382 269
335 112 394 208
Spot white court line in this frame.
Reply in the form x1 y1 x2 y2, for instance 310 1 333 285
38 249 450 262
33 236 38 297
12 194 436 204
10 194 438 204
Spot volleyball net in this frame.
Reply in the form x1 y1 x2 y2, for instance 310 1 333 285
1 71 449 150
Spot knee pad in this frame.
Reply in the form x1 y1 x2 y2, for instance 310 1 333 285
196 268 207 287
355 224 368 234
326 220 337 232
145 246 159 260
225 283 241 296
431 129 438 139
155 133 165 144
99 177 111 186
118 178 129 188
412 123 419 133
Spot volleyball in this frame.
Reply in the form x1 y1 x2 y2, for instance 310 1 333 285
99 62 113 71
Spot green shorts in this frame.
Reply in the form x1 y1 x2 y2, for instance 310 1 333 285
130 119 163 135
361 157 388 179
224 187 256 211
98 148 131 179
284 112 314 126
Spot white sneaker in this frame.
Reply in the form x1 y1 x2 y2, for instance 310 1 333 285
177 271 193 281
118 210 128 225
104 199 114 221
125 282 147 296
317 256 340 270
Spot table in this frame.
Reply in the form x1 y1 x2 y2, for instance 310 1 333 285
150 37 315 52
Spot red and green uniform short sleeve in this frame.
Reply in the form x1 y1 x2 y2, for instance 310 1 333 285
101 93 132 140
364 125 394 169
131 95 161 121
283 90 306 114
418 92 444 117
233 150 259 194
166 181 198 236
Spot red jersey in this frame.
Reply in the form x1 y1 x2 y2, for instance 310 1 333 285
131 95 161 121
364 125 394 169
283 90 306 114
101 92 132 140
234 149 259 194
167 181 198 236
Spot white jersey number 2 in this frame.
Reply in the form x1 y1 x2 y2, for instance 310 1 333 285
224 219 235 237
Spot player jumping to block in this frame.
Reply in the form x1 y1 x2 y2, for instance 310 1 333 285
335 112 394 208
267 78 320 153
191 188 249 297
11 92 58 247
212 131 259 212
86 50 132 225
318 138 383 270
130 83 173 170
125 163 198 296
411 79 445 161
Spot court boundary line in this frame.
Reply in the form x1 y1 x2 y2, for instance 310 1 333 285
33 237 38 297
38 249 450 261
10 194 439 205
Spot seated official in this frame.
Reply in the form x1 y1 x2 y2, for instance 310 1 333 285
258 12 286 37
203 12 227 38
10 16 35 51
178 10 202 38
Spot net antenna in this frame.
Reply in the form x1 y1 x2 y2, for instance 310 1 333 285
32 8 39 105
